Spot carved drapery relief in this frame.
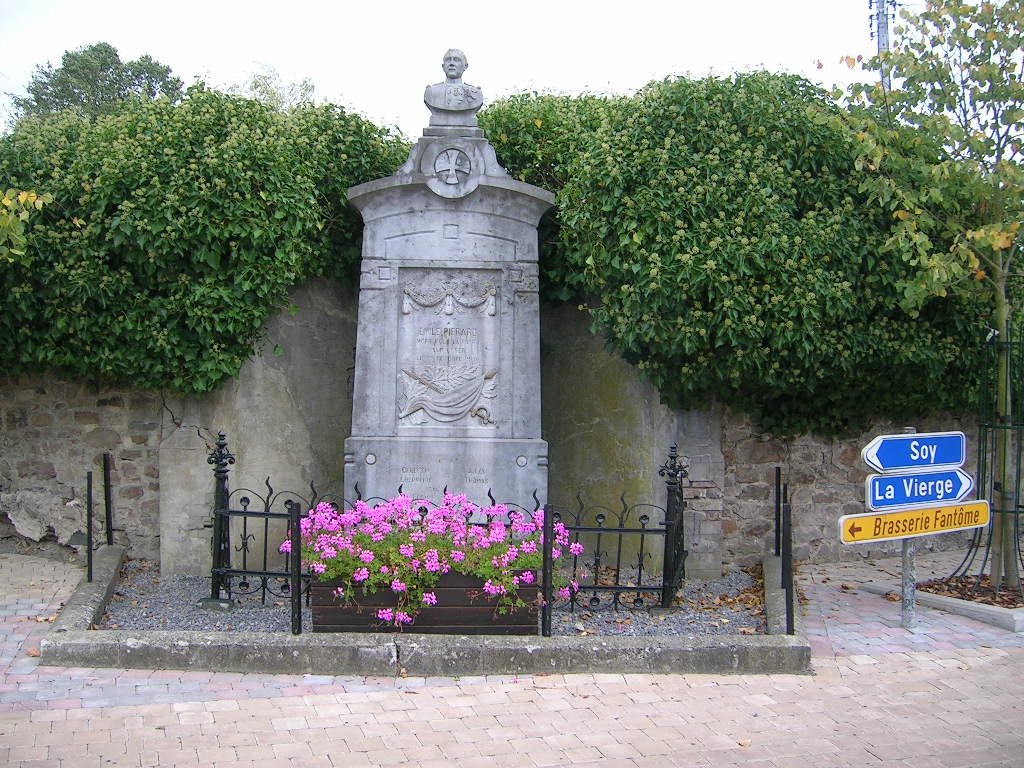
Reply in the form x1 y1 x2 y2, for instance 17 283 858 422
399 365 497 425
402 280 496 317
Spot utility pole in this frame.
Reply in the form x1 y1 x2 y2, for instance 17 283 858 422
870 0 895 92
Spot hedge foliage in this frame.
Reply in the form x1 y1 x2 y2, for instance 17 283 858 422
1 73 987 435
0 86 407 392
482 74 985 435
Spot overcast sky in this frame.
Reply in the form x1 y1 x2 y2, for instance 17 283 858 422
0 0 911 138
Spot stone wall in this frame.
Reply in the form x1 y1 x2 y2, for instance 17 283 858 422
157 277 357 575
0 376 162 558
719 412 978 566
540 304 725 577
0 279 979 575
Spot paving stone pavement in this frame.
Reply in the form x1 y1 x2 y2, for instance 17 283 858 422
2 550 1024 767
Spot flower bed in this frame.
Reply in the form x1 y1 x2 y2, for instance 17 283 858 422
281 492 581 632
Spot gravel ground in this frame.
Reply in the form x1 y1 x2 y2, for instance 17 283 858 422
99 559 765 637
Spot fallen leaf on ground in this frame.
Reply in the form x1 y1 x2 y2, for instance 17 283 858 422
26 648 40 657
738 739 752 747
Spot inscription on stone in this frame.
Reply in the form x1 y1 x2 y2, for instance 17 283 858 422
400 464 433 489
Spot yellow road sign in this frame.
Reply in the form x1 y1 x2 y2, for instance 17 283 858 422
839 501 990 545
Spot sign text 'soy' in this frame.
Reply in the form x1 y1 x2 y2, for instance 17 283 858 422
861 431 967 473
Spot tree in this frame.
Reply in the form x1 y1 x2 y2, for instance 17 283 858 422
235 65 316 112
8 42 183 123
846 0 1024 590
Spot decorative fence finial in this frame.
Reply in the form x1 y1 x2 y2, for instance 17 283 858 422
207 431 236 472
658 442 689 484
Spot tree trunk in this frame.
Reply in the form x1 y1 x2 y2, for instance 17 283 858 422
990 277 1020 592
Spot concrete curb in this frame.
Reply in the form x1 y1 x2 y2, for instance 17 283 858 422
762 556 800 636
41 547 812 676
858 581 1024 632
49 545 127 632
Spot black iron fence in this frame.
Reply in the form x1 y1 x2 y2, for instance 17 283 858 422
539 444 689 636
204 433 691 636
773 467 796 635
205 433 320 634
953 328 1024 585
77 451 116 583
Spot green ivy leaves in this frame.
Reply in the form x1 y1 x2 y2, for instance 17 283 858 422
0 85 408 393
483 74 983 436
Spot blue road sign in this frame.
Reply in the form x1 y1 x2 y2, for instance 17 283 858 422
861 431 966 473
866 468 975 511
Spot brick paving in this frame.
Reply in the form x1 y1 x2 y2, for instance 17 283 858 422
2 550 1024 766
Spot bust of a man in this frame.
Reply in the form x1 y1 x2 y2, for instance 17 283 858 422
424 49 483 127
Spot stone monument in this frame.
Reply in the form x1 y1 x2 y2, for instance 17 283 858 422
343 50 554 506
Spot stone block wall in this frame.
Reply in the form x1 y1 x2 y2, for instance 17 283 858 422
0 376 162 558
719 412 978 566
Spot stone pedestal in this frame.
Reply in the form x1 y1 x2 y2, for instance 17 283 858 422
344 95 553 507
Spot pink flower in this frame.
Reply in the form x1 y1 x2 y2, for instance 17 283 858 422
279 541 292 554
451 550 465 562
519 570 535 584
333 586 345 598
558 586 571 599
399 543 415 557
395 611 413 624
569 542 584 556
483 579 506 596
390 579 407 593
352 567 369 582
359 550 375 563
310 562 326 574
377 608 394 622
422 592 437 606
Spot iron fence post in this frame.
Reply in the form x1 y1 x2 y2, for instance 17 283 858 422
86 471 94 583
207 432 235 601
541 505 554 637
658 443 689 609
287 500 303 635
782 494 795 635
773 467 782 557
103 452 114 546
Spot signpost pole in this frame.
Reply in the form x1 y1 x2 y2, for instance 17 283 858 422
901 538 917 628
900 427 917 629
851 426 985 631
